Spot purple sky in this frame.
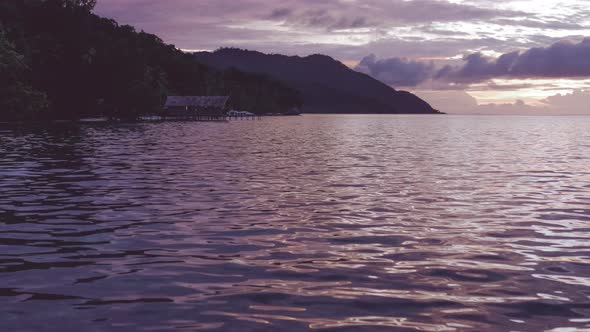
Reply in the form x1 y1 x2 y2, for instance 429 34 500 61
94 0 590 114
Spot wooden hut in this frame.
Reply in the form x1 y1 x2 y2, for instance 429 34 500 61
163 96 229 120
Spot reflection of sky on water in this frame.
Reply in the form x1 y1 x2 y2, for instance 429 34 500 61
0 115 589 331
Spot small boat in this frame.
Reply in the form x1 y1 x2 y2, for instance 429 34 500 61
285 107 301 116
227 110 255 117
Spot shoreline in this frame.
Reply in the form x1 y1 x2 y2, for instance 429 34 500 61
0 112 449 125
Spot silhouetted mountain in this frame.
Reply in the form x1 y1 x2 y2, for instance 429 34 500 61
194 48 441 114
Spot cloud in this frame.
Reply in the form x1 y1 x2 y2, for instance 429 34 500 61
264 0 523 30
268 8 292 19
413 90 479 113
358 38 590 88
92 0 550 58
474 99 543 114
434 51 520 83
437 38 590 83
492 18 586 30
355 54 435 86
541 89 590 114
415 89 590 115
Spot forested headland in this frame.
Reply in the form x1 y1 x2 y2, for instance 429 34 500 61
195 49 441 115
0 0 303 121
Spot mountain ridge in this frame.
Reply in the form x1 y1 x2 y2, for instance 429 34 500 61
194 48 442 114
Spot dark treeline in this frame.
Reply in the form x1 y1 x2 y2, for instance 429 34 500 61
0 0 302 121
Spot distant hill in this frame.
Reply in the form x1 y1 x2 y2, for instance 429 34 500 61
194 48 441 114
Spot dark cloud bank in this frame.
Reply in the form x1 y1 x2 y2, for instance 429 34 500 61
265 0 522 30
356 55 435 86
356 38 590 87
93 0 535 59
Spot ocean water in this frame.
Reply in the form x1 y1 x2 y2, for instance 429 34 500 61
1 115 589 331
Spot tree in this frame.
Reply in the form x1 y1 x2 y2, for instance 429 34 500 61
65 0 96 10
41 0 97 10
0 30 48 121
0 0 303 121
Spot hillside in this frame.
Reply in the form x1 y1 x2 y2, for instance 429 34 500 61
0 1 302 121
194 48 441 114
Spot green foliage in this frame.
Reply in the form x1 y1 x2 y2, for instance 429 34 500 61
62 0 97 10
0 0 302 121
34 0 97 11
220 68 303 114
0 30 48 121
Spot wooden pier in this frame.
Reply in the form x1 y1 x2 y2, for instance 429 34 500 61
160 96 262 121
153 114 262 121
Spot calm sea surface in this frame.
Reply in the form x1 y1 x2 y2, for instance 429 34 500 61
1 115 590 332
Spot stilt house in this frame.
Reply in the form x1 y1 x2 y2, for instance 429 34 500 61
163 96 229 118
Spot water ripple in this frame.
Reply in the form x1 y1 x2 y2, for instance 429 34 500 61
1 115 590 331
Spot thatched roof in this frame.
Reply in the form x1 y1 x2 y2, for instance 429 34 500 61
165 96 229 108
